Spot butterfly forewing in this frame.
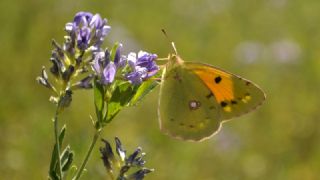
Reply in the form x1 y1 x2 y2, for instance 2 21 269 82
158 59 222 141
185 62 266 121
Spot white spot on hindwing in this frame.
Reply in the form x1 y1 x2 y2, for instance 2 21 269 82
189 100 201 110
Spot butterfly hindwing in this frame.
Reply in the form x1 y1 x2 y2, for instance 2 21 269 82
185 62 266 121
158 59 221 141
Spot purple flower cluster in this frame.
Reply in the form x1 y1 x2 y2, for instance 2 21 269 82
93 47 159 86
40 11 159 90
65 12 111 51
126 51 159 85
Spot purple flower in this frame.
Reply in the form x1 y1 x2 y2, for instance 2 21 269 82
125 71 144 85
73 12 93 26
102 63 116 84
92 51 108 74
92 50 115 85
125 51 158 85
92 45 125 85
65 12 111 51
113 44 127 68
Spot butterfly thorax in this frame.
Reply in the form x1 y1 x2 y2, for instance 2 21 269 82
166 54 185 70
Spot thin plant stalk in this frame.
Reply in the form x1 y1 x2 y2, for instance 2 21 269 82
72 129 102 180
53 109 63 179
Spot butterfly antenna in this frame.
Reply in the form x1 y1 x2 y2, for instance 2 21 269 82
161 29 178 55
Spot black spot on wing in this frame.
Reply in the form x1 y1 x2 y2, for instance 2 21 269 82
206 92 214 99
220 101 228 107
214 76 222 84
231 100 237 105
189 125 195 128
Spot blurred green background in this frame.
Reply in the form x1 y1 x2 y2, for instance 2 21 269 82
1 0 320 179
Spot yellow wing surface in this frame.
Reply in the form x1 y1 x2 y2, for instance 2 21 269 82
158 55 266 141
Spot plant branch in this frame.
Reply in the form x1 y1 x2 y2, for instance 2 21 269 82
53 109 63 179
72 129 102 180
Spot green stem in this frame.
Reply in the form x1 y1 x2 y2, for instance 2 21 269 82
53 110 63 179
72 129 102 180
107 169 115 180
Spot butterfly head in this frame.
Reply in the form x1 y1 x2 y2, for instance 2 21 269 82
165 40 185 66
169 52 183 62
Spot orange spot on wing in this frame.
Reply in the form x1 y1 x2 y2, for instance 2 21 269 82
189 65 235 103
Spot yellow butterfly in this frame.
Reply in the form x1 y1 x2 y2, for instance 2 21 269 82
158 42 266 141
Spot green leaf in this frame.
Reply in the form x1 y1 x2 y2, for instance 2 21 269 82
105 82 135 122
113 82 136 106
49 144 58 180
129 79 159 106
49 125 66 180
94 80 105 121
110 42 120 61
62 151 74 171
60 146 71 166
103 80 159 124
59 125 66 147
49 170 59 180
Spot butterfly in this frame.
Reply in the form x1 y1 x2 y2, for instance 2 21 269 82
158 42 266 142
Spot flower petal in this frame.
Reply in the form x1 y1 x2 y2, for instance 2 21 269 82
125 71 142 85
92 51 105 74
127 52 137 68
90 14 104 28
114 44 122 65
73 12 93 26
102 62 116 84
